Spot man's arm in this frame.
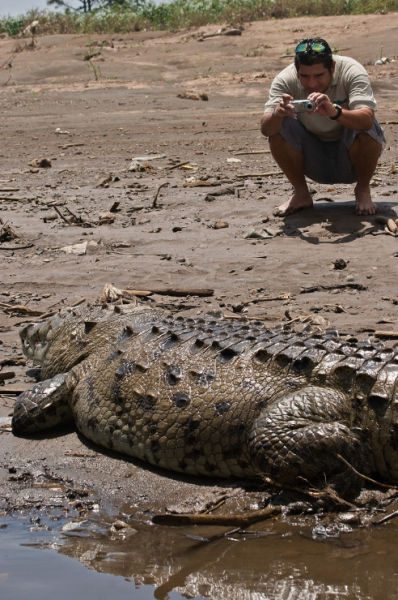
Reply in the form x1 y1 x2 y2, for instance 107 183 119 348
261 93 295 137
309 92 374 130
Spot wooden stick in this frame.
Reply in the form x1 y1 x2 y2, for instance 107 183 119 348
70 297 86 307
53 205 70 224
0 196 27 202
64 206 83 222
121 287 214 298
374 331 398 339
164 161 190 171
152 504 281 527
373 509 398 526
59 143 85 149
0 386 30 395
0 244 34 250
237 171 282 178
122 289 152 297
150 288 214 297
234 150 270 155
300 283 367 294
0 303 44 316
152 182 168 208
337 454 398 490
183 181 218 188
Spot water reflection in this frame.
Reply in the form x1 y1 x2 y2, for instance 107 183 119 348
33 513 398 599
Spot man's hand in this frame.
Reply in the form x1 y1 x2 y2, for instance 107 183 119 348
307 92 337 117
274 93 296 118
261 94 296 137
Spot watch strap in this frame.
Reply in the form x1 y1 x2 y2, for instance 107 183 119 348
330 103 342 120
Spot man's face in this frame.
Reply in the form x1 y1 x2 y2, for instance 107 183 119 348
297 62 335 94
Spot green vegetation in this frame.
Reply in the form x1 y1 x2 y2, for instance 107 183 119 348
0 0 397 35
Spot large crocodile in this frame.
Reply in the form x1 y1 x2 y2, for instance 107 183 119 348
12 304 398 496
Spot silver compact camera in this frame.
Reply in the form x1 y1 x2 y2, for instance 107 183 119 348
291 100 315 113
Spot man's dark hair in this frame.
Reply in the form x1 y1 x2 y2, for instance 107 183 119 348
294 37 334 71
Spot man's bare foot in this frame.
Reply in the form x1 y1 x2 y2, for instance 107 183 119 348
354 184 377 215
273 191 313 217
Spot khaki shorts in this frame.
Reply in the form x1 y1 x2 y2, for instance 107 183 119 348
280 118 386 184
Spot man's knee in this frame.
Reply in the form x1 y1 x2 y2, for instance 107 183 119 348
349 132 382 158
269 132 302 158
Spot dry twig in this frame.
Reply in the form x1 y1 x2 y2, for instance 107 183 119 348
373 509 398 526
337 454 398 490
152 182 169 208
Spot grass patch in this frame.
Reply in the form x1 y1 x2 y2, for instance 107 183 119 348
0 0 397 35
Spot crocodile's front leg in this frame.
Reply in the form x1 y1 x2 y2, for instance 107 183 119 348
249 385 372 496
12 373 74 435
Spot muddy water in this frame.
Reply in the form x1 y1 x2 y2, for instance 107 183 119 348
1 511 398 600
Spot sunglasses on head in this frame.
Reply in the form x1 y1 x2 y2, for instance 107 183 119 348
295 41 327 54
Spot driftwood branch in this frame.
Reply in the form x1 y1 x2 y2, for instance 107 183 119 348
152 504 281 527
374 331 398 339
125 287 214 298
0 303 44 316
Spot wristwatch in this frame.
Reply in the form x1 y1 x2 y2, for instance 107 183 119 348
330 103 342 120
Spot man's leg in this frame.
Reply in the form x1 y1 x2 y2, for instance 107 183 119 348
349 133 382 215
269 133 313 216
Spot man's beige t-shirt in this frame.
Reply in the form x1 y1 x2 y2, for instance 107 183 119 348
263 55 376 141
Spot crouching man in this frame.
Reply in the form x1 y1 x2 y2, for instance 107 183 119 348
261 37 385 216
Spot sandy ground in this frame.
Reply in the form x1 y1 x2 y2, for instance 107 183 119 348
0 13 397 518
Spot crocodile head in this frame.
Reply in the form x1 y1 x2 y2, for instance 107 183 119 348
19 303 165 379
19 305 116 368
19 304 131 365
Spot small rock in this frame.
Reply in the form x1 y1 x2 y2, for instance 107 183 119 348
110 520 137 536
62 521 86 532
97 212 115 225
60 240 98 255
111 519 128 530
333 258 347 270
338 512 362 526
60 241 88 255
177 90 208 101
30 158 52 168
213 221 229 229
55 128 71 135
